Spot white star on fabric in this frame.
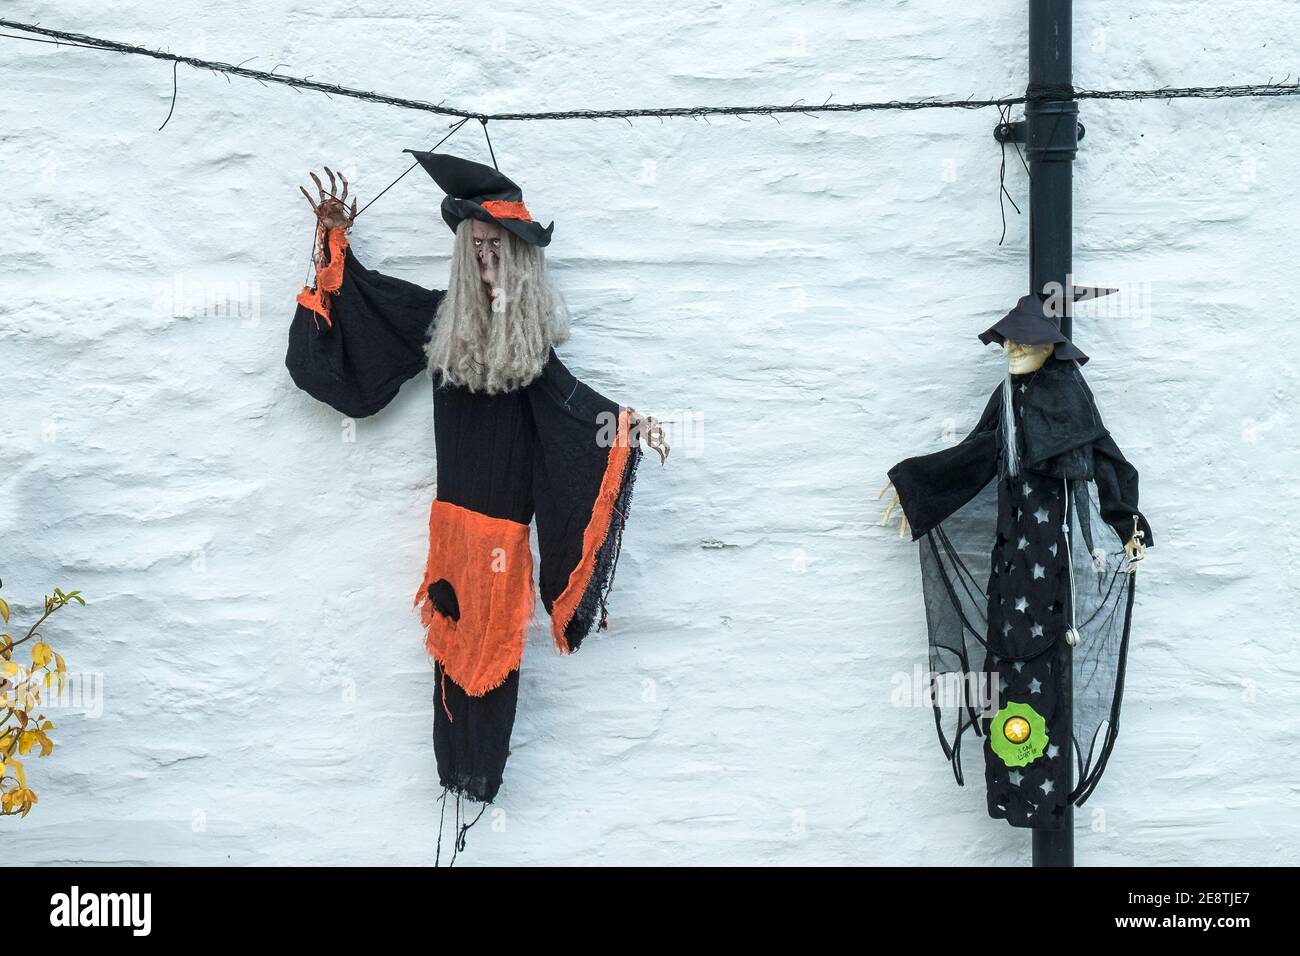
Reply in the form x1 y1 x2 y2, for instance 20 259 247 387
1028 678 1042 694
1030 623 1044 639
1019 383 1028 394
1009 770 1023 786
1012 661 1024 673
1049 542 1058 557
1015 597 1028 613
1046 744 1059 759
1034 507 1050 524
1002 621 1012 636
1040 779 1054 795
1017 536 1029 550
1022 482 1032 497
1032 563 1045 580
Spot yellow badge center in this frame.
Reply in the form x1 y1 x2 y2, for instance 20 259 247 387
1003 716 1032 745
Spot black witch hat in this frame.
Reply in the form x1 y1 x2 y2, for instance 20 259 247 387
404 150 554 247
978 286 1116 366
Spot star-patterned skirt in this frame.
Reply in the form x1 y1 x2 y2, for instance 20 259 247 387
982 471 1071 829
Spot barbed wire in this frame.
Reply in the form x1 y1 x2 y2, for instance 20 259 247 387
3 20 1300 125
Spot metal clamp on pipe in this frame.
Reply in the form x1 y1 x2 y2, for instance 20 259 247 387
994 118 1085 144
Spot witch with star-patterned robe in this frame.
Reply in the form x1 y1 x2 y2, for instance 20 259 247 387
887 296 1152 829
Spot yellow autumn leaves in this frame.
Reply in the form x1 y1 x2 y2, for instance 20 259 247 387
1 585 83 818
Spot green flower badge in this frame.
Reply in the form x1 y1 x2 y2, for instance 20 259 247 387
990 700 1049 767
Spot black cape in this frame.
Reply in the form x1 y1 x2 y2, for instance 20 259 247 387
287 227 641 807
888 358 1151 828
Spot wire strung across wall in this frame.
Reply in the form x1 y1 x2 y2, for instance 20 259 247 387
6 17 1297 243
3 20 1300 126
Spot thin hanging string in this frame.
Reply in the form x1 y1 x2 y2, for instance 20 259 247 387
434 788 449 866
429 791 491 867
450 794 461 866
302 117 468 281
996 103 1023 245
5 21 1300 123
302 222 320 286
352 116 470 220
479 119 498 170
158 60 178 130
452 800 487 866
1008 118 1031 179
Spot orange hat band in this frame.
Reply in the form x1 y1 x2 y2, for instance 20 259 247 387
479 200 533 222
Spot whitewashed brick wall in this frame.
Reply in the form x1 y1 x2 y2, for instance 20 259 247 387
3 1 1296 864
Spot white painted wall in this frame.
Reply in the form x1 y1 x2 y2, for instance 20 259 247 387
3 0 1296 865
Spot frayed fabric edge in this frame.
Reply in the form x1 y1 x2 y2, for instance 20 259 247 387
295 226 349 327
550 408 641 652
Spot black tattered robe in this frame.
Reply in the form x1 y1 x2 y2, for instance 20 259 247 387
286 227 641 805
888 358 1152 829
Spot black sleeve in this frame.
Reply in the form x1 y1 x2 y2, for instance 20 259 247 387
526 351 642 654
887 387 1001 539
286 227 441 418
1092 434 1154 548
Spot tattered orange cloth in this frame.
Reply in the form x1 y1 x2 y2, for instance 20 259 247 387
296 227 349 328
414 501 535 697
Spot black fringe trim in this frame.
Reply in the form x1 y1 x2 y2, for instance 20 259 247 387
438 776 496 805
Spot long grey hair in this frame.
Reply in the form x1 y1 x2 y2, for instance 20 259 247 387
1000 371 1021 478
425 219 570 393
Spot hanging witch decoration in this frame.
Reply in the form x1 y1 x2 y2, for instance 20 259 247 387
285 153 669 857
880 288 1151 830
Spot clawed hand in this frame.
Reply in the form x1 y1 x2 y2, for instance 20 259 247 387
299 166 357 230
628 410 670 464
879 480 909 540
1123 516 1147 572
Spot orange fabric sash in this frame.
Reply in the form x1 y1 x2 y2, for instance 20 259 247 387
296 227 348 327
549 408 633 652
413 500 535 696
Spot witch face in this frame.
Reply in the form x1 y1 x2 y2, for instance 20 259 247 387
1004 339 1054 374
425 218 570 394
471 218 505 289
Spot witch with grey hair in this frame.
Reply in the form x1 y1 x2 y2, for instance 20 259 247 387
286 153 668 855
881 289 1151 831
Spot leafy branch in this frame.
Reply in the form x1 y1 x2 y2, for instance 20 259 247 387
0 582 86 817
